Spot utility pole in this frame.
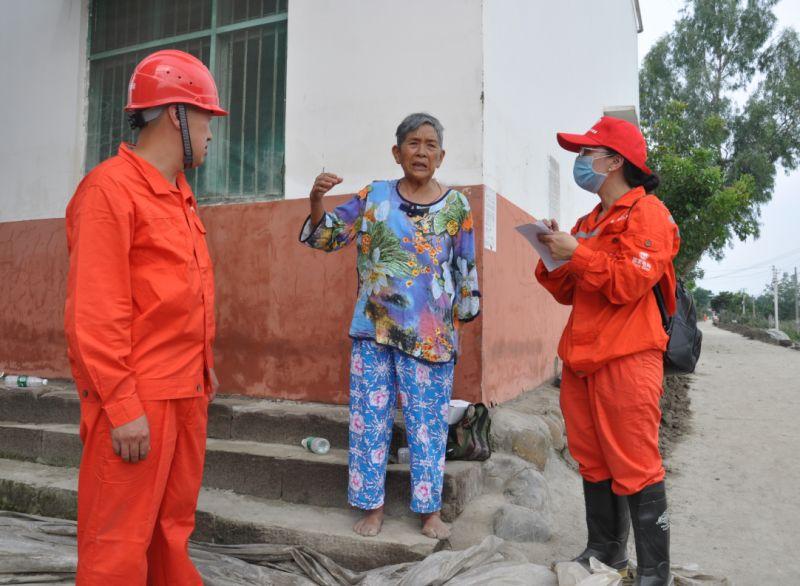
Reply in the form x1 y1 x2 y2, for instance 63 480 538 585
773 266 780 331
794 267 799 332
741 289 746 316
752 295 756 319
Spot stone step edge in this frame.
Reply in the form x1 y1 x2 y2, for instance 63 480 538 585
0 384 410 450
0 420 482 522
0 457 445 571
0 419 473 475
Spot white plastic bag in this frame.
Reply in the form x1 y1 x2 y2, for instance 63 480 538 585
578 557 623 586
554 561 590 585
554 558 623 586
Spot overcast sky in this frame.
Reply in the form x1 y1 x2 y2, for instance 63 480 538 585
638 0 800 295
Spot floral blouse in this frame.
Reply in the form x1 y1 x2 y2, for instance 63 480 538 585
300 180 480 363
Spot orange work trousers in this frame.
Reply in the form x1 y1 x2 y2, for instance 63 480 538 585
561 349 665 496
76 396 208 585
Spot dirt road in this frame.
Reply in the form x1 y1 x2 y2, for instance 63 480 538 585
668 321 800 584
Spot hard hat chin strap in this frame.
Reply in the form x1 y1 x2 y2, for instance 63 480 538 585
176 104 193 169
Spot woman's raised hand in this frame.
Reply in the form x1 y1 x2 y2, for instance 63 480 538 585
310 173 343 201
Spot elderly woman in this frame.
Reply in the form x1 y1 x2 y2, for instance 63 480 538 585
300 113 480 539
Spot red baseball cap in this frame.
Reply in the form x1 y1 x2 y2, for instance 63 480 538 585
557 116 652 174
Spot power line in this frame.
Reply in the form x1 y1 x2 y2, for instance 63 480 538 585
702 267 773 281
703 247 800 277
702 248 800 279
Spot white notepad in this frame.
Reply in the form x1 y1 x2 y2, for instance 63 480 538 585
515 222 568 272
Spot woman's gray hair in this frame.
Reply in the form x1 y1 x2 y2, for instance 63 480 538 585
395 113 444 147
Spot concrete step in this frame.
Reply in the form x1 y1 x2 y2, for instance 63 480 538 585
0 458 443 571
0 383 408 452
0 420 482 521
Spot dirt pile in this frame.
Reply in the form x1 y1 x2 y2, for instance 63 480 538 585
715 321 795 348
660 374 692 457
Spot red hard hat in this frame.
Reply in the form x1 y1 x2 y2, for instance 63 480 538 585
125 50 227 116
557 116 651 174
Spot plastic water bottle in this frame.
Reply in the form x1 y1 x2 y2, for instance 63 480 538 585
4 375 48 388
397 447 410 464
301 437 330 455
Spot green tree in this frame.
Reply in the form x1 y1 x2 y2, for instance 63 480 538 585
689 285 713 314
710 289 753 321
754 291 774 320
710 290 737 314
640 0 800 277
755 272 799 323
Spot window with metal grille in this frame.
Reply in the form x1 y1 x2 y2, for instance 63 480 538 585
86 0 287 202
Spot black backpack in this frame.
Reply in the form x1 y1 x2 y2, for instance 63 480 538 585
653 280 702 374
629 195 702 374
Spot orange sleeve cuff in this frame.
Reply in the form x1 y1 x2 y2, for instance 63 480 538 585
103 394 145 428
536 258 569 280
534 258 547 281
568 243 595 277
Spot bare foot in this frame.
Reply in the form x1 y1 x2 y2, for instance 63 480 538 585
420 511 451 539
353 506 384 537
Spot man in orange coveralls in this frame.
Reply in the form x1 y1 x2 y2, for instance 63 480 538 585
64 50 227 585
536 117 679 586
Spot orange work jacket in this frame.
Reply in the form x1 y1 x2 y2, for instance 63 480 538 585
64 143 215 428
536 187 680 375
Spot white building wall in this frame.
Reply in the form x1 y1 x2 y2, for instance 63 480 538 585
0 0 640 221
482 0 640 226
0 0 88 223
283 0 484 199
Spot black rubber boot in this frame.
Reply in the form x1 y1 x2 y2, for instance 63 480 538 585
629 481 672 585
573 479 630 573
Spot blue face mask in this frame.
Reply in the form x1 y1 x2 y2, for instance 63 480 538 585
573 154 611 193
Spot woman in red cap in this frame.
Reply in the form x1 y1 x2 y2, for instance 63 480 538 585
536 116 679 586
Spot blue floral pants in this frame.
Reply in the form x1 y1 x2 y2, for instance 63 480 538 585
348 339 454 514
